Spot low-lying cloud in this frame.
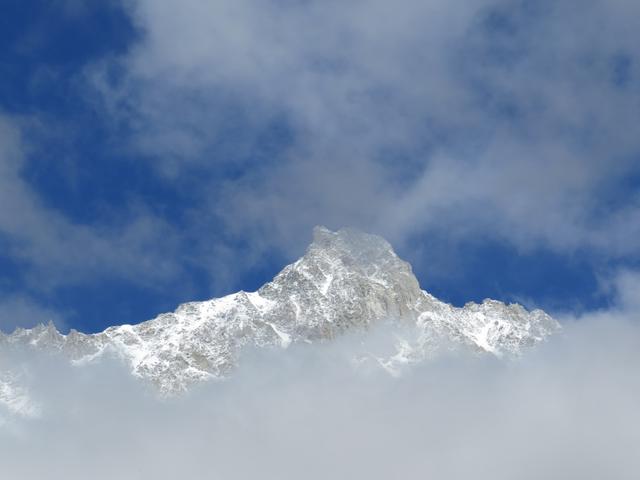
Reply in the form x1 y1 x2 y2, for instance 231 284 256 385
1 281 639 480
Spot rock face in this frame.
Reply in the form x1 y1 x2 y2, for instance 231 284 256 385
0 227 560 394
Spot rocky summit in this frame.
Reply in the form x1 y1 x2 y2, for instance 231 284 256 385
0 227 560 398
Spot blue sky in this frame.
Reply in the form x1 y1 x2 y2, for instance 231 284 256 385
1 0 639 333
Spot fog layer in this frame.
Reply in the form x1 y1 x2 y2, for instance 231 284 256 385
1 299 639 479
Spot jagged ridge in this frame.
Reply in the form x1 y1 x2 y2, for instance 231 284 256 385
0 227 560 394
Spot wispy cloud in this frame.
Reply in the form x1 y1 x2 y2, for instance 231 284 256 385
87 0 640 265
2 0 639 328
0 115 181 297
0 294 65 332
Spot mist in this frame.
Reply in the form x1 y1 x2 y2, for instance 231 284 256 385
1 305 638 479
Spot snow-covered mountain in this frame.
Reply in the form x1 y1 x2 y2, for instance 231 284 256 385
0 227 560 396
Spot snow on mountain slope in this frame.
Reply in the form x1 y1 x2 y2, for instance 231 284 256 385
0 227 560 394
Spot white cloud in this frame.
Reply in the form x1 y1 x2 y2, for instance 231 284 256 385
0 115 182 293
4 0 640 323
1 270 639 479
82 0 640 275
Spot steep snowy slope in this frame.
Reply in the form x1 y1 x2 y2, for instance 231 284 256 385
0 227 560 393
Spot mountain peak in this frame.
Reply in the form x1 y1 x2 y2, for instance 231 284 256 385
263 228 423 318
1 226 560 394
311 226 396 259
305 226 409 285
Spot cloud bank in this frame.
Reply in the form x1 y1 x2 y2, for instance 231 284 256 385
1 271 639 480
